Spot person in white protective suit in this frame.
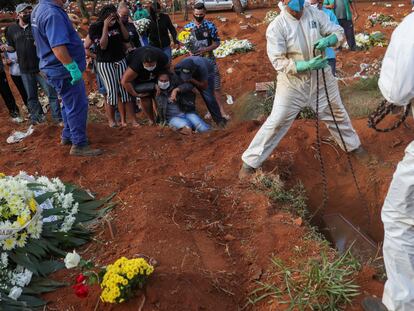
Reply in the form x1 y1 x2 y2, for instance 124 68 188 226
238 0 364 179
362 13 414 311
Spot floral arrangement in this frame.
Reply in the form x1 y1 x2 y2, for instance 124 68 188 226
172 46 189 58
0 172 113 310
177 28 198 54
264 10 279 24
367 12 396 27
355 31 388 49
213 39 254 58
133 18 151 35
64 251 154 304
100 257 154 303
0 174 42 251
0 252 33 301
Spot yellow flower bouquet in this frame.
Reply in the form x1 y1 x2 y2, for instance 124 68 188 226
97 257 154 303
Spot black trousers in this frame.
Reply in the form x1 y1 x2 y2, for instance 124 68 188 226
0 71 19 117
11 74 28 108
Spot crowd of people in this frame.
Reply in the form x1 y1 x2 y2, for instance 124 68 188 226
0 0 230 148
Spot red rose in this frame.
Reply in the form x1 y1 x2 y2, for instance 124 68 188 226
72 283 89 298
76 273 86 284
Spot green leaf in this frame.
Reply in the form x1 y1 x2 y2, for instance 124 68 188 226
37 260 65 276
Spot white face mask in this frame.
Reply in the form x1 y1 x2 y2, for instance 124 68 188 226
310 3 319 8
158 81 170 90
144 65 156 72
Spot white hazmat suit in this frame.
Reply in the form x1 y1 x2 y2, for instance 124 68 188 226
378 13 414 311
242 3 361 169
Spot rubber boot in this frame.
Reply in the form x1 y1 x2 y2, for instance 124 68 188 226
361 297 388 311
70 145 103 157
238 162 256 180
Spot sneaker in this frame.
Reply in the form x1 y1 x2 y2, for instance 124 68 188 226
238 162 256 180
69 145 103 157
11 116 24 124
361 297 388 311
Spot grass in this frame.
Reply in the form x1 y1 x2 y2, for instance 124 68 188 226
253 173 308 220
249 249 361 310
340 76 383 118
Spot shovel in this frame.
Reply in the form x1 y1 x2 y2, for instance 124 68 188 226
322 213 379 263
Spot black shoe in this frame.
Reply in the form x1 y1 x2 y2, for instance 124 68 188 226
361 297 388 311
70 145 103 157
61 138 72 146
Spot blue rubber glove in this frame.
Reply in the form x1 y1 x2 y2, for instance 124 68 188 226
295 55 328 72
314 34 338 51
64 61 82 85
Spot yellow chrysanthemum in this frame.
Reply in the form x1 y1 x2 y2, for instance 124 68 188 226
29 198 37 212
0 173 5 178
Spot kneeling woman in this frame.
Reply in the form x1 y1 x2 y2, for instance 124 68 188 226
156 72 210 134
89 5 138 127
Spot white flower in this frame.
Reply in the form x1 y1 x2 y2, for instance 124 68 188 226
8 286 22 300
1 253 8 267
64 250 81 269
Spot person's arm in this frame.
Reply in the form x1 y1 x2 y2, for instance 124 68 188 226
266 20 297 74
188 78 208 90
84 34 93 58
350 0 359 20
117 16 130 41
99 17 113 50
166 15 179 44
52 45 73 65
121 67 140 97
323 0 335 10
2 29 15 52
317 9 344 47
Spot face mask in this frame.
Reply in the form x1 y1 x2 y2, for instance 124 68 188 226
63 0 70 9
193 15 204 23
288 0 305 12
21 14 30 24
158 81 170 90
310 3 319 7
144 65 156 72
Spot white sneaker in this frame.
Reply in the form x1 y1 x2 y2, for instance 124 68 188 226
11 116 24 123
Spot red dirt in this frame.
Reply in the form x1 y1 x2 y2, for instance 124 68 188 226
1 3 412 310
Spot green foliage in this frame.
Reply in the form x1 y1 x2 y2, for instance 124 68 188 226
1 183 115 310
253 173 308 220
298 106 317 120
249 249 361 310
261 82 277 116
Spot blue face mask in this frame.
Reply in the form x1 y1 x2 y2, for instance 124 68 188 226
288 0 305 12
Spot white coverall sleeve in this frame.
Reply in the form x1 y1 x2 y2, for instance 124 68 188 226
316 9 345 48
266 20 297 74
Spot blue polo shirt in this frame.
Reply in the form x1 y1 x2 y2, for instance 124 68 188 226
322 7 338 60
31 0 86 79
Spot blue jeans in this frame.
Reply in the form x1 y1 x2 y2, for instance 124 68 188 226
21 72 61 123
169 112 211 133
328 58 336 76
200 73 226 126
96 71 107 95
47 78 88 146
162 46 172 63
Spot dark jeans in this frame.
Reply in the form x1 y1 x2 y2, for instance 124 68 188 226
200 74 227 127
328 58 336 77
48 77 88 147
0 71 20 117
338 19 356 51
11 75 28 108
21 72 62 123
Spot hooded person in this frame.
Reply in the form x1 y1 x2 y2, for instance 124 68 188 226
239 0 364 179
361 13 414 311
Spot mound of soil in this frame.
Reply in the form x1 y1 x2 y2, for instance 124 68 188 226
1 3 412 310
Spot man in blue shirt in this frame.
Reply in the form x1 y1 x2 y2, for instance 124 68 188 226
310 0 339 76
31 0 102 156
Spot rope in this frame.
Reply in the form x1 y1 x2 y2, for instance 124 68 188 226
312 47 370 225
368 100 411 132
